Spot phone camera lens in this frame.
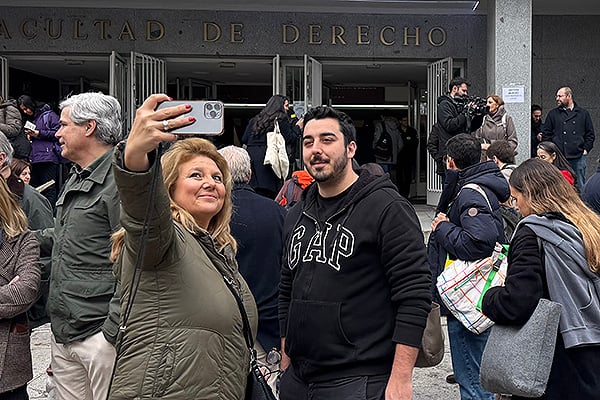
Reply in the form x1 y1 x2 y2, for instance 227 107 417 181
209 110 217 118
206 103 213 111
213 103 222 111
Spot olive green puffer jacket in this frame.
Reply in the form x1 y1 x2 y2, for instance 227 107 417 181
109 145 258 400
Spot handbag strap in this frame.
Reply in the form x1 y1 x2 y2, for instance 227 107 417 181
222 274 256 359
274 119 281 135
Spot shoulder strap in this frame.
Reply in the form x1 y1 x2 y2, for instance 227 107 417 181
285 179 297 207
461 183 492 212
274 119 280 134
222 275 255 354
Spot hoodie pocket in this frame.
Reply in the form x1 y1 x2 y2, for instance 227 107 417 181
579 280 600 326
286 299 356 364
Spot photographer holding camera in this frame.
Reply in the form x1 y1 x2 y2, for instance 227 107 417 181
434 78 484 182
437 77 484 137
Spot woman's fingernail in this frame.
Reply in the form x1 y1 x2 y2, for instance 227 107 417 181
185 104 192 109
168 97 173 101
189 117 196 122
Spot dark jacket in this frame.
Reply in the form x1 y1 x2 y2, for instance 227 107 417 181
426 123 449 175
582 164 600 214
428 161 509 314
542 103 595 159
279 169 432 381
231 183 285 352
29 104 61 164
437 95 483 138
242 117 298 197
0 230 41 394
110 144 257 400
43 149 120 344
0 98 28 160
482 215 600 400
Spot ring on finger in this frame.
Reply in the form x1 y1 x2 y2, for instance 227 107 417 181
162 120 169 132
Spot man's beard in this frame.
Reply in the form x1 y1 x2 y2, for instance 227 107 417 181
306 150 348 184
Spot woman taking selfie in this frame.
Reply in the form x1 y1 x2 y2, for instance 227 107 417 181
482 158 600 399
108 95 257 400
0 177 41 400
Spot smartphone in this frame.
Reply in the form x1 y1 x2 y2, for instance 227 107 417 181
156 100 224 135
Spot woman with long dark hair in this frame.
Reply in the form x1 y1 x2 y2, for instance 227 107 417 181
17 95 62 208
482 158 600 399
536 141 577 187
242 95 300 198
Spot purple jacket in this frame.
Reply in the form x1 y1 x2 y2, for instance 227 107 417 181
29 104 61 164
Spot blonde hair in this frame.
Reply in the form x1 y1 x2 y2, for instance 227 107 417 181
510 158 600 273
0 178 28 237
111 138 236 260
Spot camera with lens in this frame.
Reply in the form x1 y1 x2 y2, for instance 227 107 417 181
465 96 488 117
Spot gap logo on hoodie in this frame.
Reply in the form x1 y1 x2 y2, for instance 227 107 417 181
289 222 355 271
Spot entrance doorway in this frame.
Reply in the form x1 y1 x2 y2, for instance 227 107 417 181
4 53 434 201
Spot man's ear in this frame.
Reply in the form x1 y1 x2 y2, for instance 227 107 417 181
447 157 457 170
85 120 97 136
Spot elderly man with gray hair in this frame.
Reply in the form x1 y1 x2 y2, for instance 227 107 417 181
219 145 286 397
39 92 122 400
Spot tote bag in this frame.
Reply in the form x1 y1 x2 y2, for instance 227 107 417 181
437 242 509 334
480 298 562 397
263 120 289 180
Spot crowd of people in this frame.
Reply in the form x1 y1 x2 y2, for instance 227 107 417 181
0 81 598 400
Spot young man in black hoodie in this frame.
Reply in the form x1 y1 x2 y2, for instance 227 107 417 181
278 106 431 400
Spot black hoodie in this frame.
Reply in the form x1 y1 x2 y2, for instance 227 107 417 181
279 169 432 381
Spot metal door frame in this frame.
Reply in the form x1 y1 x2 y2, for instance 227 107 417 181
1 56 8 100
130 52 166 130
109 51 129 136
426 57 453 206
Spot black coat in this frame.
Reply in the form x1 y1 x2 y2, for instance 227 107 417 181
542 103 595 159
242 117 298 198
482 218 600 400
230 184 286 351
436 95 483 138
582 165 600 214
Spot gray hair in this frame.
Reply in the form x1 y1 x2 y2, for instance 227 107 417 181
0 133 14 168
60 92 122 145
218 145 251 184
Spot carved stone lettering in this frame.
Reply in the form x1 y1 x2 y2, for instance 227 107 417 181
94 20 110 40
0 19 11 39
47 19 63 40
282 24 299 44
380 25 395 46
204 22 221 42
146 20 164 41
230 23 243 43
73 19 88 40
357 25 370 45
403 26 420 46
118 21 136 41
428 26 447 47
20 19 36 40
309 24 322 45
331 25 346 45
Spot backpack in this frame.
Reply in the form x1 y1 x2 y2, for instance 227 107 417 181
374 124 393 159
